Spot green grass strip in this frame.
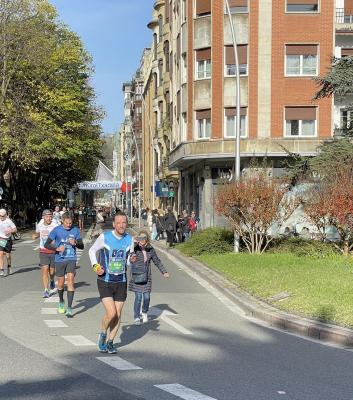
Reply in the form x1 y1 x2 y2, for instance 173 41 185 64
193 252 353 328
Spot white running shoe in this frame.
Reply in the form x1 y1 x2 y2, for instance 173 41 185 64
142 313 148 323
134 317 141 325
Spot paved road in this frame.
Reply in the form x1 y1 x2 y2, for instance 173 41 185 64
1 226 353 399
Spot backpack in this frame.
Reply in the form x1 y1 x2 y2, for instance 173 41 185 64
188 218 197 232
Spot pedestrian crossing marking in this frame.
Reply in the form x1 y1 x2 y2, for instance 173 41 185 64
44 296 59 303
20 240 35 244
97 356 142 371
62 335 95 346
41 308 57 315
154 384 218 400
44 320 68 328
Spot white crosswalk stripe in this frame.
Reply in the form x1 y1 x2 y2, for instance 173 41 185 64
44 320 68 328
62 335 96 346
97 356 142 371
44 296 59 303
154 384 218 400
41 308 57 315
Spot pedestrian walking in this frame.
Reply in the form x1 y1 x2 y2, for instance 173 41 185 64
156 211 166 240
129 230 169 325
78 205 85 231
89 211 134 354
32 209 59 298
53 205 61 225
0 209 17 276
44 213 84 318
147 208 153 233
164 206 177 247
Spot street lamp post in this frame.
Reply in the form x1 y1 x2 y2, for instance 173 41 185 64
225 0 241 181
141 95 155 211
225 0 241 252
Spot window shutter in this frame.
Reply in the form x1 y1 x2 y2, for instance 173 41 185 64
345 0 353 13
196 0 211 15
225 107 247 117
166 0 170 22
225 45 247 65
287 0 318 3
342 48 353 56
285 107 316 120
196 48 211 61
196 109 211 119
228 0 248 6
286 44 317 55
177 91 181 116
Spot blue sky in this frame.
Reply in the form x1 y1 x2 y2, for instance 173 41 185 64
50 0 154 135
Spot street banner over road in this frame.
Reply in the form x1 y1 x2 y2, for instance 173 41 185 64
77 181 122 190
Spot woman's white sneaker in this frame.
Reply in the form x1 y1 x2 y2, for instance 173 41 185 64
142 313 148 323
134 317 141 325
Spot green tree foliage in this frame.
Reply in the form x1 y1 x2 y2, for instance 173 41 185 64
0 0 103 213
314 56 353 101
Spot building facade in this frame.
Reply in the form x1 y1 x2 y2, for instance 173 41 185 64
128 0 353 226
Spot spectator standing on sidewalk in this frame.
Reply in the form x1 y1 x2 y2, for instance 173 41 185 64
182 210 191 241
165 206 177 247
188 211 199 236
129 230 169 325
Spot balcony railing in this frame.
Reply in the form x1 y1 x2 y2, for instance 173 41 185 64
336 8 353 24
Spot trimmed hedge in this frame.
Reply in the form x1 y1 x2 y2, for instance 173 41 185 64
177 228 234 256
268 237 340 258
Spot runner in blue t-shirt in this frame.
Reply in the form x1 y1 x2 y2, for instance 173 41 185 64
89 211 134 354
45 212 84 317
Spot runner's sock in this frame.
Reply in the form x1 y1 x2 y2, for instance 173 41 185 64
67 290 74 308
58 289 64 303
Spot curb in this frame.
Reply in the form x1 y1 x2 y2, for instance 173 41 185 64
151 240 353 348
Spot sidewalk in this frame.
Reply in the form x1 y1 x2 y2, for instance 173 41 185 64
129 224 353 348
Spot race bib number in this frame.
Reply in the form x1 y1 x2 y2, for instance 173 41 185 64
0 239 7 247
108 249 126 275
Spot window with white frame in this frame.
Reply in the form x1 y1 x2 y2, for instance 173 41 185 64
196 0 211 17
224 107 247 138
196 48 211 79
181 54 187 83
286 0 318 13
225 45 248 76
285 106 317 137
341 109 353 130
196 109 211 139
285 44 318 76
225 0 248 14
181 112 187 141
182 0 187 22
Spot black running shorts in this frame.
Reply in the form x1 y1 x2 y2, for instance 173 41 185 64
0 238 12 253
39 253 55 268
55 260 76 277
97 279 127 302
